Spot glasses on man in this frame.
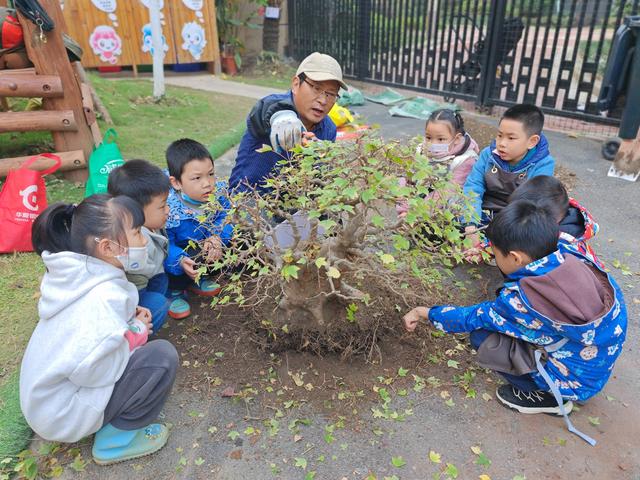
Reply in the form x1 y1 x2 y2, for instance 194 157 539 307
300 76 340 102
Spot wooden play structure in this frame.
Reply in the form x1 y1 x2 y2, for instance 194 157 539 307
61 0 221 74
0 0 103 180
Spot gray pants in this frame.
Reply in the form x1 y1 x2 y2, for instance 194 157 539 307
102 339 178 431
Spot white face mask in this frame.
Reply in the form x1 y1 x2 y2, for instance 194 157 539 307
426 140 453 156
117 246 148 272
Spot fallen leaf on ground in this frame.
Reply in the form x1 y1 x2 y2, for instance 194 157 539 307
221 386 237 397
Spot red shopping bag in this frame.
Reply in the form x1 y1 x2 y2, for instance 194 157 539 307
0 153 61 253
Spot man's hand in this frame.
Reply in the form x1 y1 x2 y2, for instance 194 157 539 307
180 256 198 280
403 307 430 332
269 110 305 153
135 306 153 334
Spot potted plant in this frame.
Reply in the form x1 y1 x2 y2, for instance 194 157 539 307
215 0 264 75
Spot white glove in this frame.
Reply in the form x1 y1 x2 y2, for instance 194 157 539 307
269 110 305 153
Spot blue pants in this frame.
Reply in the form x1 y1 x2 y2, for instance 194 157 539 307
138 273 170 333
469 329 539 392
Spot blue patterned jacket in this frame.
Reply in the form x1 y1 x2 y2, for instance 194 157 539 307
164 181 234 276
429 245 627 401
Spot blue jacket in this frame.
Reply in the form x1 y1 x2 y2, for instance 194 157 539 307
164 181 234 276
463 134 555 222
429 245 627 402
229 91 337 193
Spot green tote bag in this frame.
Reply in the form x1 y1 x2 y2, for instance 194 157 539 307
84 129 124 197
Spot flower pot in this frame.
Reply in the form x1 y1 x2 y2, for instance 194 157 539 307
221 55 238 75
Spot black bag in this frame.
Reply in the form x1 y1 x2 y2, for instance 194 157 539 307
13 0 54 32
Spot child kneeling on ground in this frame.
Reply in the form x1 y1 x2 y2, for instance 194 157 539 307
20 195 178 464
508 175 602 266
165 139 234 319
403 200 627 445
108 159 172 330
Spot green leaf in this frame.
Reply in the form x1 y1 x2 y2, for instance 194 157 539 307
444 463 459 478
361 188 375 203
429 450 441 464
255 144 273 153
195 457 205 466
294 457 307 469
391 456 406 467
392 235 411 251
304 472 316 480
397 367 409 377
281 265 300 280
447 359 460 369
326 266 341 278
371 214 385 228
475 453 491 467
380 254 395 265
227 430 240 440
315 257 328 268
319 219 337 231
588 416 600 426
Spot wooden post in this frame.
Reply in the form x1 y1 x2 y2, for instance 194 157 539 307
18 0 93 182
0 74 64 98
0 150 86 178
0 110 77 132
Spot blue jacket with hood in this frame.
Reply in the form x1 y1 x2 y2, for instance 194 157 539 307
428 244 627 402
463 134 555 223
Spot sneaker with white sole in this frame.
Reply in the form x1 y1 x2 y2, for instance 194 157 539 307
496 385 573 416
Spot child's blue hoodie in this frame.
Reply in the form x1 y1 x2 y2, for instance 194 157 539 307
463 133 555 223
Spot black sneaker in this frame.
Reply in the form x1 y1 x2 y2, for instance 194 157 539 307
496 385 573 416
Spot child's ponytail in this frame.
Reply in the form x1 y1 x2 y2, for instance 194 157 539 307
32 194 145 256
32 203 75 255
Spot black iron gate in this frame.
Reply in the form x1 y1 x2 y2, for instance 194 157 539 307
288 0 640 125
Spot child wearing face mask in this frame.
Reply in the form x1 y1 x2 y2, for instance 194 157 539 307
21 194 178 465
417 109 480 186
165 139 234 319
397 109 479 217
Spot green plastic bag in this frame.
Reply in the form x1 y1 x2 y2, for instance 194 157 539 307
84 129 124 197
364 87 407 105
337 87 365 107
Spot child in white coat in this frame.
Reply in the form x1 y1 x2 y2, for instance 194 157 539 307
20 194 178 465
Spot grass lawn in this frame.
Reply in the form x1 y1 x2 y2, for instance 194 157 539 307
224 61 297 91
0 75 255 460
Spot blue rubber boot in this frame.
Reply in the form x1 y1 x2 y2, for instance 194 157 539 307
188 278 221 297
168 290 191 319
92 423 169 465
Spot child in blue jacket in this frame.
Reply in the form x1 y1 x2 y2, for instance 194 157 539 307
404 201 627 445
463 104 555 250
165 139 233 319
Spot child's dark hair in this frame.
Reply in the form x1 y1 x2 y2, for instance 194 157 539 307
426 108 465 136
166 138 213 179
32 194 145 256
107 159 170 207
501 104 544 137
509 176 569 222
486 200 558 260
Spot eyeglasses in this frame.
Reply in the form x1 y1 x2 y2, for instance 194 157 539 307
301 76 340 102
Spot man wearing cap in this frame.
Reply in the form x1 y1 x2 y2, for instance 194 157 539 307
229 52 347 193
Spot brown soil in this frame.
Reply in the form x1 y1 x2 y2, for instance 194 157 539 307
160 263 504 419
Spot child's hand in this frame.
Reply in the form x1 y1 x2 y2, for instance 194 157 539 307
135 306 153 334
203 235 223 263
463 226 483 263
403 307 429 332
180 256 198 280
301 131 317 146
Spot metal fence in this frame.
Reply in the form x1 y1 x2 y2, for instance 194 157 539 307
288 0 640 125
